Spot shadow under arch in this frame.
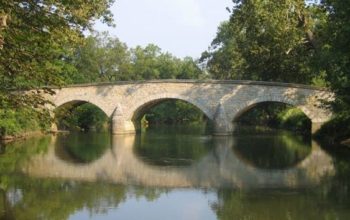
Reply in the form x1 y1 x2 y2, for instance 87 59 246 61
127 92 213 119
129 96 212 131
232 101 312 133
54 132 112 164
231 100 315 124
54 100 110 132
54 99 111 117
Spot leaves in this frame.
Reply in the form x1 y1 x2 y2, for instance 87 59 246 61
70 33 205 83
201 0 320 83
0 0 115 134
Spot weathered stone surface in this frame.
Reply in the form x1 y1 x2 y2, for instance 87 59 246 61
45 80 334 134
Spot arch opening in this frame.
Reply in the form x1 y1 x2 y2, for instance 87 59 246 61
131 98 212 134
54 101 110 132
233 101 312 134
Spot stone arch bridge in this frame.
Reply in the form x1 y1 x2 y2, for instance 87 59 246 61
46 80 334 135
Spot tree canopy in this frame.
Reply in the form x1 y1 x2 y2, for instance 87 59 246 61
0 0 114 109
201 0 322 84
0 0 115 136
68 33 205 83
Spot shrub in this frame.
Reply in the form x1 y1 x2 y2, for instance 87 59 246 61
315 112 350 144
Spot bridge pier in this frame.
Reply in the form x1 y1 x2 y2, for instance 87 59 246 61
112 118 136 135
50 123 58 133
213 103 234 136
311 122 325 135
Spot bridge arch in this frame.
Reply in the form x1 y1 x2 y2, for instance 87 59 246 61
54 99 111 117
231 100 314 123
53 99 111 132
111 93 213 134
124 93 214 121
225 96 329 134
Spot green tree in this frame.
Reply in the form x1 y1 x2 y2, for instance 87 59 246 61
201 0 319 83
313 0 350 142
177 57 204 79
0 0 115 135
72 32 132 83
200 0 328 133
131 44 162 80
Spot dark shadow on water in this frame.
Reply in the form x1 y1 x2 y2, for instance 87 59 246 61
55 132 111 164
134 124 213 166
232 126 312 170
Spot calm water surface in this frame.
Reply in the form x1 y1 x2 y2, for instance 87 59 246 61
1 125 350 220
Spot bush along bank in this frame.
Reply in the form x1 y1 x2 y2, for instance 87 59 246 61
314 113 350 147
0 107 50 142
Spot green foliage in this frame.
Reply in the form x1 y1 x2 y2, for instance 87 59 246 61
201 0 350 139
201 0 318 83
0 0 115 137
277 107 311 133
144 100 205 125
0 0 115 102
315 113 350 144
236 103 287 127
0 107 50 136
69 33 205 83
55 103 108 131
319 0 350 98
71 32 132 83
236 102 310 133
305 0 350 142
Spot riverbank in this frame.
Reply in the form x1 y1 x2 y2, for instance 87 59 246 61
0 131 47 144
0 129 72 144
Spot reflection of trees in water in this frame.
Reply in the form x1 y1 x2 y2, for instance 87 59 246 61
134 127 212 166
212 188 350 220
0 131 347 219
0 136 51 174
0 176 170 220
55 132 111 163
0 136 51 220
318 143 350 208
0 188 15 220
212 141 350 219
1 177 126 220
232 132 311 169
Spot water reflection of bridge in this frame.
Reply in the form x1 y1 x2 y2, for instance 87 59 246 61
22 135 334 189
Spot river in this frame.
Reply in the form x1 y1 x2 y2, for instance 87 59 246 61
1 125 350 219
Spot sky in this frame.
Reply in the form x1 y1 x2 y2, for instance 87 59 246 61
94 0 232 59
